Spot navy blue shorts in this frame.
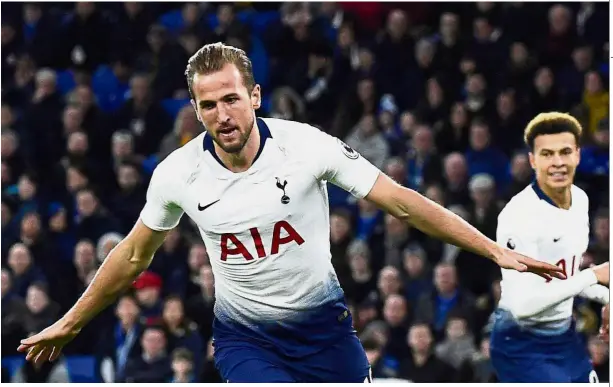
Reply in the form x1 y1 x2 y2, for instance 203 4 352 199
490 311 597 383
213 333 371 383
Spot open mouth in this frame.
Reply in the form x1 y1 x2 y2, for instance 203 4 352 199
218 127 238 139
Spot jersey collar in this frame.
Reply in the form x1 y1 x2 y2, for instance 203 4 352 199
531 181 571 209
202 117 272 170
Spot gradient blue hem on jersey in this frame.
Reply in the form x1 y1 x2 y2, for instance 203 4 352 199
212 296 356 358
490 309 594 382
213 329 371 383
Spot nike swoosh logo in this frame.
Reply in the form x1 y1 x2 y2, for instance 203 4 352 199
553 237 561 242
198 200 220 211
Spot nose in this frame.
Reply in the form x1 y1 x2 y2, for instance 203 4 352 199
552 154 564 166
216 104 231 124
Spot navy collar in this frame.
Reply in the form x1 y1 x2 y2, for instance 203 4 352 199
203 117 272 170
531 181 571 209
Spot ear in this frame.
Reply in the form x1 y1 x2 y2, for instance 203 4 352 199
190 99 203 123
528 152 536 170
251 85 261 110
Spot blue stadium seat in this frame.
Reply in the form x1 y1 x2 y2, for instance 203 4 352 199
66 355 98 383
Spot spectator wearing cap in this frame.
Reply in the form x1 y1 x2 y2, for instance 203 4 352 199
133 271 164 319
465 118 509 191
121 325 173 383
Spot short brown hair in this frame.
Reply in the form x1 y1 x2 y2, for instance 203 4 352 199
524 112 583 150
184 42 255 99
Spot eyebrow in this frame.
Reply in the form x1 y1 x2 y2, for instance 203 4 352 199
199 93 240 108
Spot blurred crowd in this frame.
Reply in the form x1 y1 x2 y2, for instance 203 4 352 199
1 1 610 383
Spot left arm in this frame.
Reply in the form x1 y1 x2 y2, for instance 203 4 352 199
365 173 501 260
312 126 562 277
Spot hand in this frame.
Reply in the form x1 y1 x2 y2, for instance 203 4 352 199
591 262 610 286
493 247 566 281
17 319 80 365
600 304 609 343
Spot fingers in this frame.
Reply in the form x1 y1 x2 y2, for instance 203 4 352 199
531 271 553 282
20 334 41 347
34 347 52 366
49 346 63 362
25 344 45 362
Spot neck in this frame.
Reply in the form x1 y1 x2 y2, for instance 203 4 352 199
538 181 572 209
215 121 261 173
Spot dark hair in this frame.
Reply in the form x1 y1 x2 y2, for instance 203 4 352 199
524 112 582 150
184 42 255 100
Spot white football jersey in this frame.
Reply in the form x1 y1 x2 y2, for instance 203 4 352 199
496 183 590 329
140 117 380 329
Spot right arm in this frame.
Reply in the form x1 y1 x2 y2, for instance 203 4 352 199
61 220 167 332
19 157 185 363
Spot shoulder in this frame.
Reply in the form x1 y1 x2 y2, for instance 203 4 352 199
262 117 354 160
498 186 539 231
571 184 589 207
151 134 205 186
262 117 323 145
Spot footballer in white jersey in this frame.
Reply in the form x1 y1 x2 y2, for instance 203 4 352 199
17 43 566 383
490 112 610 383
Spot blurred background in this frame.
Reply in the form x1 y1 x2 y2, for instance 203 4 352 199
0 1 609 383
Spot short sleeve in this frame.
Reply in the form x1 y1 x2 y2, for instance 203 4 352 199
496 211 538 258
139 161 184 231
311 128 381 198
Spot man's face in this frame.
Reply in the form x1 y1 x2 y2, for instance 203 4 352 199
529 132 579 190
191 63 261 154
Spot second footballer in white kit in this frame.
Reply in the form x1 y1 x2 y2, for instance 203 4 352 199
491 112 609 383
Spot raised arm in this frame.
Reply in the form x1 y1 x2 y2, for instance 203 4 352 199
18 220 168 364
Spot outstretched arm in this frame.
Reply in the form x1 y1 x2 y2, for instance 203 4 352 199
63 220 167 330
365 173 563 279
18 220 167 363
